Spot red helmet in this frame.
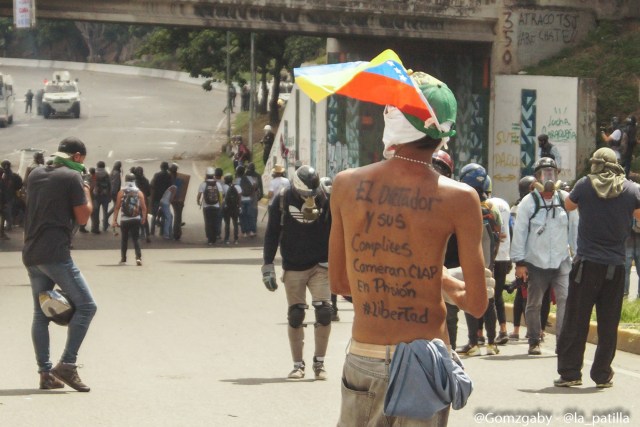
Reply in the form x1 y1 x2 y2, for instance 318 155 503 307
432 150 454 177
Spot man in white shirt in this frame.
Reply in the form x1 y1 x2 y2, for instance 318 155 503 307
510 157 578 356
267 164 290 206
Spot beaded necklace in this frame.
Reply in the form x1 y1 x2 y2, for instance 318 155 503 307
393 154 433 169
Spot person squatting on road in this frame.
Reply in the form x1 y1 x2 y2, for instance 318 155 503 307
23 136 97 392
555 147 640 389
329 72 487 426
112 173 147 266
197 167 224 246
262 165 333 380
510 157 578 356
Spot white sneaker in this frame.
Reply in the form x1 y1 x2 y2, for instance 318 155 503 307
288 363 305 379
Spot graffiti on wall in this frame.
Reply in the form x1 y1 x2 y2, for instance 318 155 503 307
517 12 579 47
493 122 520 184
520 89 537 176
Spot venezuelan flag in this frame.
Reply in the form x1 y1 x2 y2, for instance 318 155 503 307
293 49 434 123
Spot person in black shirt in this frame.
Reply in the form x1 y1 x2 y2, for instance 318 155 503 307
262 165 332 380
150 162 172 236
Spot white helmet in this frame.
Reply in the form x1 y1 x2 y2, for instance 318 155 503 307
264 125 272 132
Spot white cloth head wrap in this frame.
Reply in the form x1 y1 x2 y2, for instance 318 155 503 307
382 105 448 159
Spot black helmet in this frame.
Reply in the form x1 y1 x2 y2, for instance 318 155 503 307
518 176 536 198
125 173 136 182
459 163 487 191
247 162 256 172
292 165 320 197
534 157 557 173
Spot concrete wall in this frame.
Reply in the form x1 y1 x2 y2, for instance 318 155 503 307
491 75 596 204
262 85 328 189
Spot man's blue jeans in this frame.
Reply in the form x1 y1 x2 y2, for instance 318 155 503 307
27 259 97 372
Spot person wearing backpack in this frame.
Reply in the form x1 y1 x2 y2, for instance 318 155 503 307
222 173 240 245
455 163 501 357
196 167 224 246
235 165 258 237
510 157 578 356
112 173 147 266
91 161 111 234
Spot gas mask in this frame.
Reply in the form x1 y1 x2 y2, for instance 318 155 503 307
533 167 560 196
301 196 320 221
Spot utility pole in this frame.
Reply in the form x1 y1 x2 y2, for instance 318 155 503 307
226 31 231 144
249 32 255 153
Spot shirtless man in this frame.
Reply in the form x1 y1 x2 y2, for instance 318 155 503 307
329 74 487 426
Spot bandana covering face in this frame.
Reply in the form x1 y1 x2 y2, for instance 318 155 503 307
53 156 85 173
588 147 625 199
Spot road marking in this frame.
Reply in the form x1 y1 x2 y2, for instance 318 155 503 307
108 150 113 158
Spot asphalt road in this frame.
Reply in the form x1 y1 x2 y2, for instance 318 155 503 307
0 67 639 427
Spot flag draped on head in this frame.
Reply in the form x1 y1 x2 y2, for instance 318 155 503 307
294 49 457 159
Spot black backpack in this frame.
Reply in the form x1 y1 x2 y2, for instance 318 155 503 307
96 175 110 197
121 188 140 217
240 175 255 197
224 184 240 214
203 181 220 205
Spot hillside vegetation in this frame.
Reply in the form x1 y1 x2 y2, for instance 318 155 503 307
526 20 640 124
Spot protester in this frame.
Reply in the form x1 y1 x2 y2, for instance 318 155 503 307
112 173 147 265
91 161 111 234
196 167 224 246
261 125 275 166
222 173 240 245
511 157 577 355
556 147 640 388
329 72 487 425
150 162 172 236
267 164 290 206
537 134 562 169
23 136 97 392
169 163 185 240
262 165 333 380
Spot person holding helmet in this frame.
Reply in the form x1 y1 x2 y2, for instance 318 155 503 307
455 163 501 357
510 157 578 356
262 165 333 380
112 173 147 265
197 167 224 246
330 72 487 424
261 124 275 166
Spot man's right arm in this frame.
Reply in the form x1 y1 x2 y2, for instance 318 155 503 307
74 184 93 226
328 173 350 296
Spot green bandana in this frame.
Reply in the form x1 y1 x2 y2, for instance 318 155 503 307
587 148 625 199
54 156 85 173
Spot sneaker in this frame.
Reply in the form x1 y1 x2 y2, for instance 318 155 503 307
331 311 340 322
234 240 239 245
508 332 520 341
288 363 305 379
457 343 480 356
495 332 509 345
312 358 327 380
78 227 88 234
136 259 142 266
596 381 613 388
225 240 230 245
249 231 256 237
119 259 126 265
51 362 90 392
553 377 582 387
477 336 486 346
528 344 542 355
486 344 500 355
39 371 64 390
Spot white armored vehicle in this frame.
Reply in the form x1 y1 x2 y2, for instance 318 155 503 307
0 73 15 127
42 71 81 119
